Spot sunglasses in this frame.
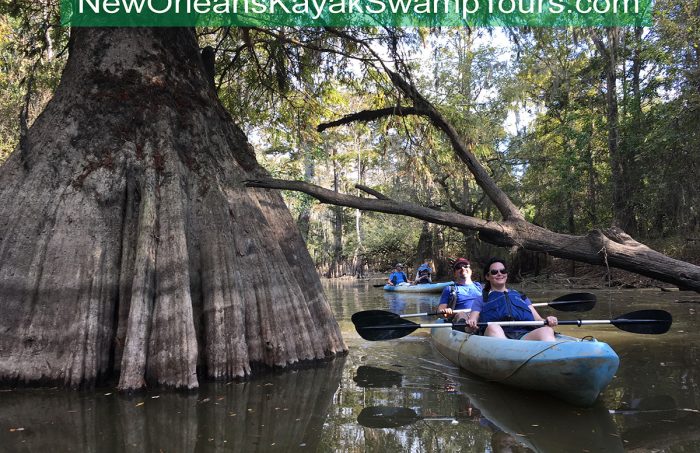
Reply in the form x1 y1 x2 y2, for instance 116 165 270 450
489 269 508 275
455 264 470 269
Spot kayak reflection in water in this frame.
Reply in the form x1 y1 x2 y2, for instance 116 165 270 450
467 258 558 341
489 430 534 453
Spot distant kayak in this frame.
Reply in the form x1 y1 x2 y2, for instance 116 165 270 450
383 281 454 293
431 321 619 406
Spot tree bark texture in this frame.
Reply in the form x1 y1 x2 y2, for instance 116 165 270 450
246 178 700 291
0 28 345 390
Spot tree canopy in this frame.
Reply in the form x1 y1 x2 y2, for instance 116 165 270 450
2 3 699 283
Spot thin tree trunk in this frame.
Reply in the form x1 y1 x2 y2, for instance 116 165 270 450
296 142 315 241
584 120 598 226
328 148 343 278
594 29 637 235
0 28 345 390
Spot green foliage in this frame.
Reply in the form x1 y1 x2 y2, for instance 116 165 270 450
0 18 23 162
0 2 67 164
1 12 698 271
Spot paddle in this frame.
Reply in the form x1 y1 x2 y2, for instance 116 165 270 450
357 406 458 428
353 309 673 341
354 293 597 322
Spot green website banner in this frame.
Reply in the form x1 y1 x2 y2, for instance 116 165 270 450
61 0 652 27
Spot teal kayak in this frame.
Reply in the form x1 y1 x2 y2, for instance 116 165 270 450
383 281 453 293
431 322 619 406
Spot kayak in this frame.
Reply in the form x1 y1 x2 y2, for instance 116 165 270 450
383 281 453 293
431 322 620 406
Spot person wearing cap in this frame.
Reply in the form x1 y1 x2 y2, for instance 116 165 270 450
437 258 483 320
413 260 433 285
387 263 410 286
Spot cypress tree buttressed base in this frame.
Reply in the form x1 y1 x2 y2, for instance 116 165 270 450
0 28 346 390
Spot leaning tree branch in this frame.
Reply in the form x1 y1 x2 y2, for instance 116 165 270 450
355 184 390 200
383 68 525 221
246 178 700 291
317 106 423 132
318 29 524 221
247 178 492 232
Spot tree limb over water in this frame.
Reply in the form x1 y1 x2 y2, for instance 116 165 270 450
246 177 700 291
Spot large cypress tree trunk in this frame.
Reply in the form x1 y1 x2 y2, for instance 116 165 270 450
0 28 346 390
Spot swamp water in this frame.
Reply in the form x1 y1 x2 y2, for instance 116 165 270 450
2 281 699 452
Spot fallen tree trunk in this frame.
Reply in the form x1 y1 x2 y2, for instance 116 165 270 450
246 178 700 291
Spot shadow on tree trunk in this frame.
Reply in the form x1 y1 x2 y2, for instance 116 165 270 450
0 28 346 390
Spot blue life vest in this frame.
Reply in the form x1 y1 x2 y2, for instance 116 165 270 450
389 271 408 285
439 282 482 310
479 290 534 323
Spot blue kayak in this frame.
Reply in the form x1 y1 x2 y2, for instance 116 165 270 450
431 322 619 406
383 281 454 293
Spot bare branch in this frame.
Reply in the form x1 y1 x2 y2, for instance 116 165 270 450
246 178 492 232
355 184 389 200
317 106 422 132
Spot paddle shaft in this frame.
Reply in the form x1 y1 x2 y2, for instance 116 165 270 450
362 317 668 330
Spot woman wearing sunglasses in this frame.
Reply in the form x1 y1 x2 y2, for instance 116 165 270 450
466 258 558 341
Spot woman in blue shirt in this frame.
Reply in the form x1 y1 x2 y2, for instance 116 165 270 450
437 258 482 320
467 258 558 340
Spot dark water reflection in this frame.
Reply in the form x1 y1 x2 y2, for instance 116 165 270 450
2 281 699 452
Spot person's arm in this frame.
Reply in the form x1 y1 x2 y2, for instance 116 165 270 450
437 288 453 317
467 310 481 330
529 306 558 326
387 273 395 285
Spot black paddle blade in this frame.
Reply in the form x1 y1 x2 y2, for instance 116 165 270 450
353 366 403 388
549 292 597 312
351 310 400 326
352 310 421 341
612 310 673 334
357 406 421 428
354 322 421 341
